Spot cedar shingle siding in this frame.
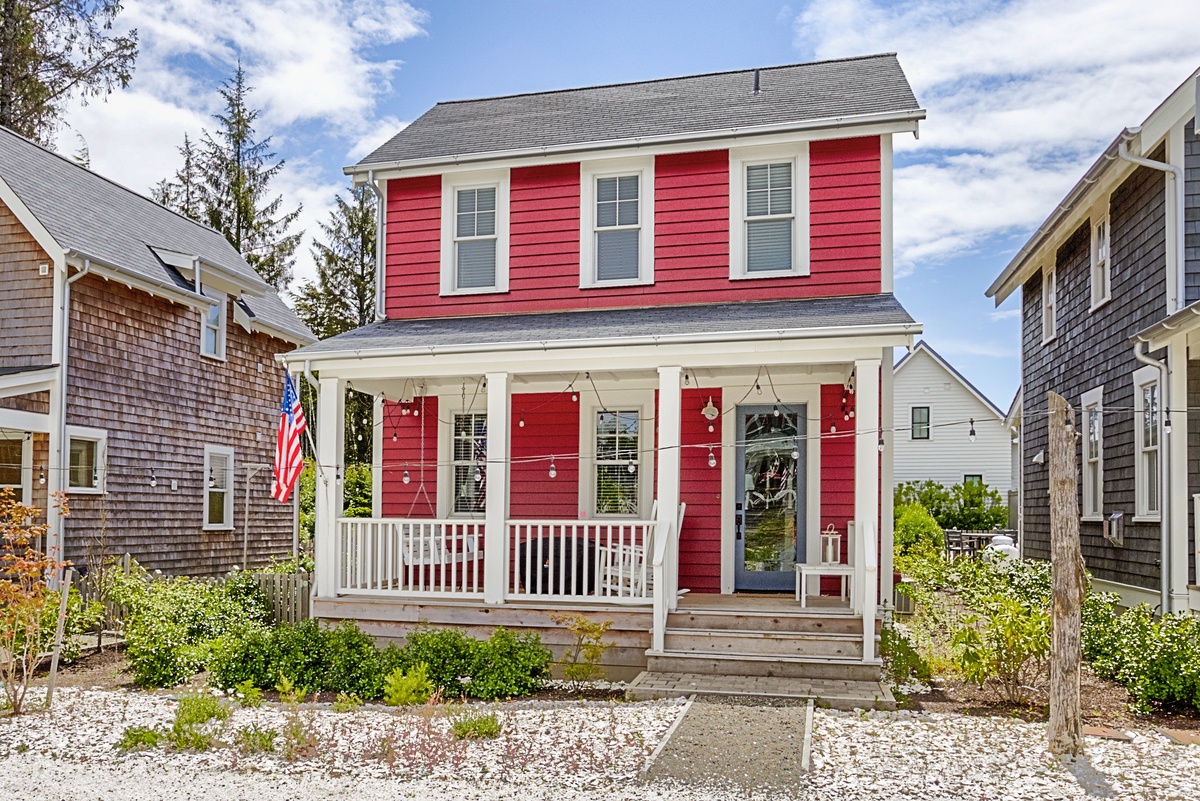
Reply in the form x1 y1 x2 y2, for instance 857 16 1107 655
1021 148 1168 592
0 199 53 367
1185 119 1200 305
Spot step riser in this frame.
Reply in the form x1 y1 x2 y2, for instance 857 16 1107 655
668 612 883 636
647 654 882 682
663 632 863 659
625 683 894 710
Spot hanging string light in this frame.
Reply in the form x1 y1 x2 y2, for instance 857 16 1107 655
772 404 780 418
627 459 636 474
208 467 215 488
39 466 45 485
548 457 557 479
149 469 157 488
402 465 411 485
791 442 800 461
519 411 526 428
336 467 343 486
877 431 885 453
474 465 483 483
968 418 976 442
708 447 717 468
755 381 762 396
1164 410 1173 434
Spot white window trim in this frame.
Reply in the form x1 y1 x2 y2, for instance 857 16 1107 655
200 289 227 361
909 405 931 441
579 156 655 289
1081 386 1103 521
0 432 32 503
729 143 810 280
1090 209 1112 311
66 425 107 495
203 443 234 531
1042 265 1057 345
577 390 655 520
440 169 510 296
1132 365 1161 521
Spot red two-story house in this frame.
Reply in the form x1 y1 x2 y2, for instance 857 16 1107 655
286 54 924 691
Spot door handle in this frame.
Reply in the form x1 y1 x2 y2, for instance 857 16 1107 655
735 502 744 541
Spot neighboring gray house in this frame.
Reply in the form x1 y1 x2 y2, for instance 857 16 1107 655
987 68 1200 614
892 340 1011 493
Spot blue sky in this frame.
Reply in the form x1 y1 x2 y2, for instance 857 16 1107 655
59 0 1200 408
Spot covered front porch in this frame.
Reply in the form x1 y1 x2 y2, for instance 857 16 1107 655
291 296 918 670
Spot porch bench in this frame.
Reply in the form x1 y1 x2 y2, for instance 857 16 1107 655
794 563 854 608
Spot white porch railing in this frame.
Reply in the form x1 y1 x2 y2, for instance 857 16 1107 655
338 518 484 597
508 519 657 603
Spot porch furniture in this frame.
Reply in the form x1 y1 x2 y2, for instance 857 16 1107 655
516 536 597 596
399 523 480 566
795 563 854 607
597 502 685 599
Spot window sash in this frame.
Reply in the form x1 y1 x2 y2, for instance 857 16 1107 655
911 407 930 440
593 175 641 282
69 439 98 489
1083 405 1101 517
1138 382 1160 515
1092 218 1109 304
454 187 498 289
452 413 487 514
744 162 794 273
0 439 22 489
594 410 640 515
203 300 223 357
1043 269 1056 341
205 450 232 527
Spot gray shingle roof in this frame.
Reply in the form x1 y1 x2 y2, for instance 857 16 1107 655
357 54 920 167
286 294 917 359
0 126 313 344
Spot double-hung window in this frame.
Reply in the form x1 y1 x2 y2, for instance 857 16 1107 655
1081 387 1103 519
67 426 106 494
0 436 28 503
1091 213 1111 309
201 292 226 359
730 144 808 278
452 413 487 515
441 171 509 295
911 407 930 440
1133 367 1160 518
594 410 641 516
1042 266 1056 344
580 158 653 287
204 444 233 529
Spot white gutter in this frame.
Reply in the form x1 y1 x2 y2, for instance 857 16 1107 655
65 250 211 310
1117 133 1185 313
366 170 386 322
344 108 926 177
276 320 922 365
1133 341 1170 613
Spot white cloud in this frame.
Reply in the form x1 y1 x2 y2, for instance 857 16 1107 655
987 309 1021 322
794 0 1200 271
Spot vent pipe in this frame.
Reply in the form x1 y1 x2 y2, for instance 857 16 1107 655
753 68 760 96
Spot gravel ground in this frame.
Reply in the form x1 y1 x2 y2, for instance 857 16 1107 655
2 689 1199 800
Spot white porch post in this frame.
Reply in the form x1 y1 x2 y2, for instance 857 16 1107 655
656 366 682 612
1168 336 1190 613
484 371 510 605
854 357 883 606
880 348 895 609
314 377 345 600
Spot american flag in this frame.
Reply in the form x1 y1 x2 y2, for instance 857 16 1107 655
271 373 307 502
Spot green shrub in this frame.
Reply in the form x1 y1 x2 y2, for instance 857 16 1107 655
952 597 1050 704
1084 602 1200 712
895 481 952 523
208 625 276 690
401 628 479 695
333 692 363 712
895 479 1008 531
894 503 943 559
383 663 434 706
270 620 329 693
881 625 930 685
325 620 383 698
167 722 213 752
469 628 552 700
235 724 277 753
117 726 163 751
175 694 229 727
452 712 501 740
552 614 613 690
234 679 263 708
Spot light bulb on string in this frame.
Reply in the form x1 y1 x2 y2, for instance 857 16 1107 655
627 459 636 474
968 418 976 442
1164 411 1172 434
39 467 45 485
830 423 837 434
336 467 343 486
519 412 525 428
402 468 411 485
791 445 800 461
412 404 419 418
93 467 98 486
357 433 363 442
755 381 762 395
773 404 780 418
548 457 557 479
149 469 157 488
474 466 483 483
708 447 717 468
208 467 215 488
392 431 397 443
877 434 885 453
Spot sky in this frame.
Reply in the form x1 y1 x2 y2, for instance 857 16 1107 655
56 0 1200 408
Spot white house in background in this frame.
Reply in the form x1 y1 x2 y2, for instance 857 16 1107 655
893 340 1011 492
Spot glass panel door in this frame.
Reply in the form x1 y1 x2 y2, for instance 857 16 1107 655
735 405 806 591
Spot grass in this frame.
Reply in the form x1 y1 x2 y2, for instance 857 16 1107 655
175 694 230 726
117 726 164 752
235 724 277 753
452 712 502 740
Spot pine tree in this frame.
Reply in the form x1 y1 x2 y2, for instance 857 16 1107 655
150 134 204 221
0 1 138 144
293 185 378 463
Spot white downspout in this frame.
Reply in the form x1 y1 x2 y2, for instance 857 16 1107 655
1133 341 1170 613
51 260 92 568
366 170 386 322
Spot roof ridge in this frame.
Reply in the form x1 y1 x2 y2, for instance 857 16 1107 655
0 125 235 248
435 53 900 106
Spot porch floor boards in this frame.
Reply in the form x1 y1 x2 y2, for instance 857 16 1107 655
625 671 895 710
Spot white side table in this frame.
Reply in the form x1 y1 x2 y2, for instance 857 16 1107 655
795 563 854 608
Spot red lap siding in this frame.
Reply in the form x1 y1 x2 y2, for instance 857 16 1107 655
384 176 441 319
820 384 856 593
380 397 439 517
678 387 722 593
510 392 580 518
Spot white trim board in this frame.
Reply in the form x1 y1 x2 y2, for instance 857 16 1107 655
1091 577 1161 610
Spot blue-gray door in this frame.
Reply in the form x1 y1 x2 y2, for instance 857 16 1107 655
735 405 807 591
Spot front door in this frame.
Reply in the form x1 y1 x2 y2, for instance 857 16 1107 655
734 405 807 591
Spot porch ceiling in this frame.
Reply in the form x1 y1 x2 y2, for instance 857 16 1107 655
285 294 919 364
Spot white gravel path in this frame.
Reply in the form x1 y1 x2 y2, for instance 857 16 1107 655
1 689 1197 800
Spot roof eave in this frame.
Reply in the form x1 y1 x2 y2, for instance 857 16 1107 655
345 108 926 178
1131 299 1200 349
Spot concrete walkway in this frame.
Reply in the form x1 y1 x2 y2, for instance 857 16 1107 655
626 671 895 710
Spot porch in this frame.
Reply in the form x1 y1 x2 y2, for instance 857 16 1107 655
292 295 919 679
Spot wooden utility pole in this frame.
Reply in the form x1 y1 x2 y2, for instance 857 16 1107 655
1047 391 1086 756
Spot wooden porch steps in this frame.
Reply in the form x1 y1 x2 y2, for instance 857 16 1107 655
624 671 895 710
643 651 883 682
663 628 864 660
667 608 882 635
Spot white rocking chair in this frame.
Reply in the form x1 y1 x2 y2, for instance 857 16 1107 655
598 502 686 598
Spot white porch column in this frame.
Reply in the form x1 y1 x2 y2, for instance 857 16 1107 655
656 366 682 612
1168 337 1189 613
880 348 896 608
314 377 345 600
483 371 510 605
853 359 881 614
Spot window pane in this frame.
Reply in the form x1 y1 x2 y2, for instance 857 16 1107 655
746 164 769 191
746 188 770 217
616 198 639 227
209 452 228 489
746 219 792 272
457 188 477 214
475 187 495 212
1146 452 1159 512
207 303 221 326
456 210 476 238
454 464 485 513
0 440 21 487
475 210 495 237
1087 409 1100 460
617 175 638 200
1143 385 1158 448
596 200 617 228
596 177 618 203
69 439 96 488
769 162 792 189
769 188 791 216
204 326 218 355
596 229 639 281
208 489 226 526
911 407 929 439
457 239 496 288
596 464 638 515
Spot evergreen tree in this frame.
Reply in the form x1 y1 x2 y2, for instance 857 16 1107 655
150 133 203 221
0 0 138 144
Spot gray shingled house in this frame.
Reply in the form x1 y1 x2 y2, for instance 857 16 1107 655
0 126 314 576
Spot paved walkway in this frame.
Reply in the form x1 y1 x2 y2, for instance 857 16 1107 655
626 671 895 709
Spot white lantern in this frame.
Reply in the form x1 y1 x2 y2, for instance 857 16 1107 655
821 524 842 565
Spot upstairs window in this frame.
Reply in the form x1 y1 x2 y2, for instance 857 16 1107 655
440 170 509 295
1081 387 1103 519
911 406 930 440
1091 213 1110 309
729 144 808 279
202 293 226 359
1042 266 1056 344
452 413 487 515
580 157 653 287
